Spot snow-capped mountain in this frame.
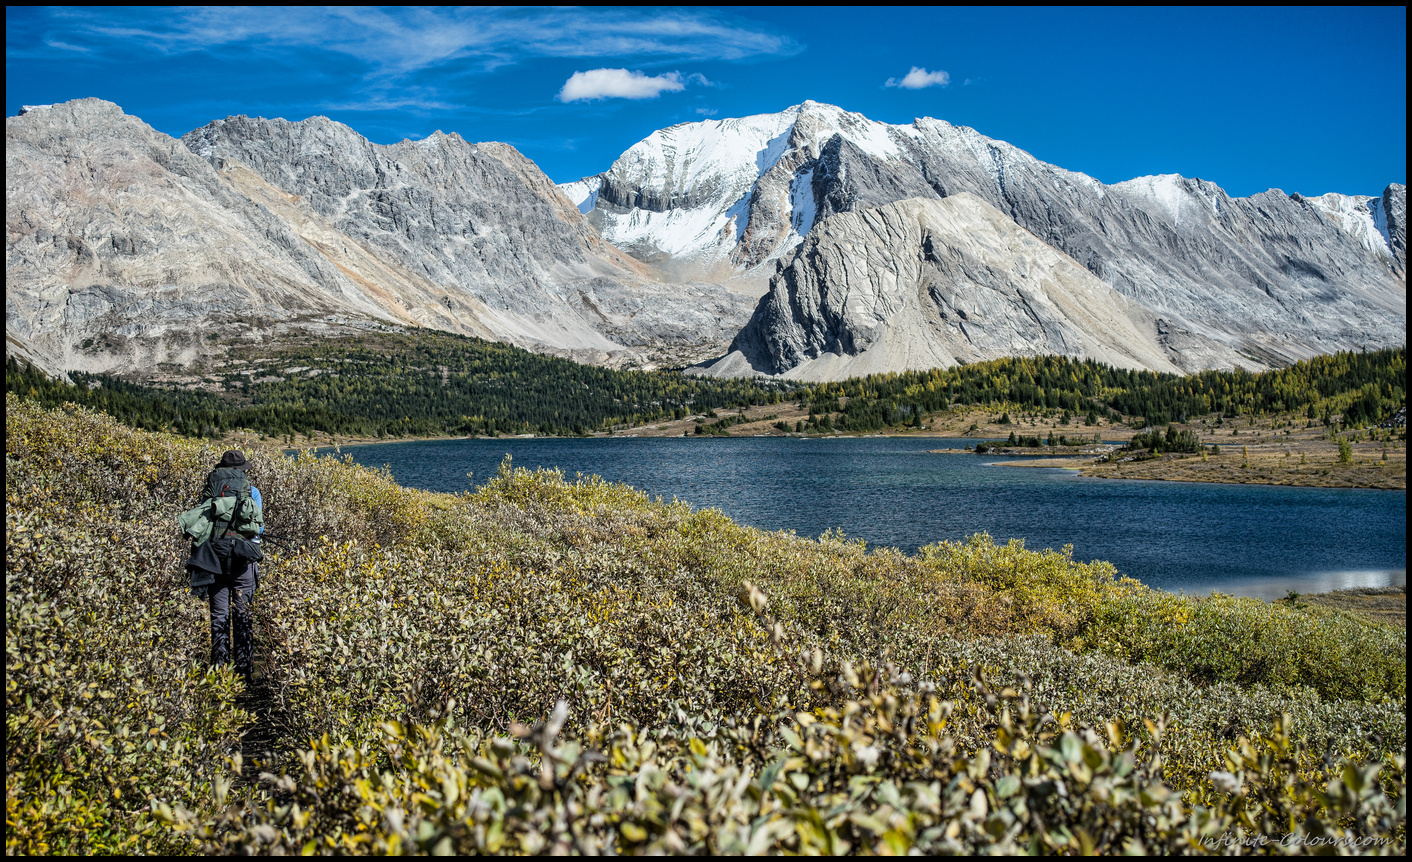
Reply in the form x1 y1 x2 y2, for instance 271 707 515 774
560 101 901 266
568 101 1405 374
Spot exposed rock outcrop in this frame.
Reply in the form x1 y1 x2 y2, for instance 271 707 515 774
702 195 1211 380
1382 183 1407 278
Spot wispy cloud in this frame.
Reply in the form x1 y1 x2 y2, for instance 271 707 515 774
32 8 799 74
885 67 951 89
559 69 687 102
43 39 92 53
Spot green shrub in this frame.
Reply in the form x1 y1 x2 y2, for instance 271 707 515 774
169 658 1406 856
7 395 1407 853
6 400 250 854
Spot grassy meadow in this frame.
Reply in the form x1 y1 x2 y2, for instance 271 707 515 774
6 394 1406 854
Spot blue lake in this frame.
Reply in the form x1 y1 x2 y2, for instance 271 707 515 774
323 437 1406 599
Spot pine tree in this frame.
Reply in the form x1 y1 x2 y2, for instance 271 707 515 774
1337 436 1353 465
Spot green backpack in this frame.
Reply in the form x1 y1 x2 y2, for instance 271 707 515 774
202 467 263 537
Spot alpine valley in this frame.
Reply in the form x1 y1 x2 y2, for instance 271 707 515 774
6 98 1406 383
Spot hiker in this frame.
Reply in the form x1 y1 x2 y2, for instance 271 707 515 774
179 450 265 681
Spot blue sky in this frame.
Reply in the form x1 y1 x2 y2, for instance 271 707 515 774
6 7 1406 196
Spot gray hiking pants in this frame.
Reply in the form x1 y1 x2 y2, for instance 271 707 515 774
210 561 257 676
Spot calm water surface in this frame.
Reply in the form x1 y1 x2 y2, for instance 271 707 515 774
325 437 1406 599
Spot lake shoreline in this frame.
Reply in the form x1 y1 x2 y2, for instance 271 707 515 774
1272 585 1406 627
291 433 1406 491
995 452 1406 491
311 435 1405 599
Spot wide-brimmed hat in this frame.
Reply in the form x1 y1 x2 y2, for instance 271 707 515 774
216 450 250 471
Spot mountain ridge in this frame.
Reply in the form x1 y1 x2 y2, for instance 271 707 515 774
5 99 758 379
702 194 1198 381
6 98 1404 384
568 101 1405 375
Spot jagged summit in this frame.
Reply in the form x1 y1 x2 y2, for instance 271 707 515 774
567 101 1405 374
560 101 905 266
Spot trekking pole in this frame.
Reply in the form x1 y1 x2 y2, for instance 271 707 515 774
256 533 300 548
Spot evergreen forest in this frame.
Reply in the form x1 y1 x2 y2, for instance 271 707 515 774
6 336 1404 441
5 331 794 440
797 348 1406 432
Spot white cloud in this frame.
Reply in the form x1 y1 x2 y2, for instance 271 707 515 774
558 69 686 102
885 67 951 89
39 8 799 72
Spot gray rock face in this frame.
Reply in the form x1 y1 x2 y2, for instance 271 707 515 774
810 134 935 224
1383 183 1407 277
184 116 595 320
182 114 755 363
6 98 480 377
6 99 756 377
891 125 1406 369
577 103 1405 375
706 195 1202 381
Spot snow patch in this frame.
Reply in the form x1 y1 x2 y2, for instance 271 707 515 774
846 114 901 160
1371 197 1391 246
1114 174 1189 223
558 176 602 214
610 200 741 259
723 193 751 243
790 168 817 237
756 129 792 176
1305 193 1391 255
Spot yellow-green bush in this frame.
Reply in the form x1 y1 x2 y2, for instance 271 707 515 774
6 395 1407 854
168 664 1407 856
6 401 248 854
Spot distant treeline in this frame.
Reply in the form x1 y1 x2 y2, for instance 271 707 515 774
799 349 1406 432
6 331 794 440
7 339 1404 440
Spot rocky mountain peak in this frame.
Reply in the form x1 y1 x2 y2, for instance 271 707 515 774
566 101 915 266
1381 183 1407 277
575 101 1403 375
7 98 761 378
702 194 1197 381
